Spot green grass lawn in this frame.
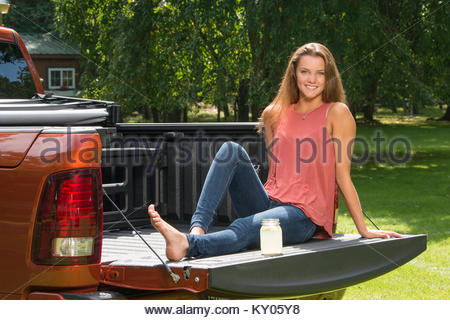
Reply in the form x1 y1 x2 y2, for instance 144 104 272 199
337 148 449 299
336 107 449 299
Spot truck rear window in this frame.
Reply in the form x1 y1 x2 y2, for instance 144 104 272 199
0 42 35 99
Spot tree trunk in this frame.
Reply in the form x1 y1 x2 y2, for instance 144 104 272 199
391 105 397 113
364 78 378 121
363 104 374 121
223 105 230 119
142 105 151 120
237 78 249 122
151 106 160 123
245 2 266 123
413 102 420 115
439 104 450 121
216 105 221 122
167 107 181 122
347 101 357 120
251 103 260 121
183 106 188 122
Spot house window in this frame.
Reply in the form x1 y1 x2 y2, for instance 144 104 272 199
48 67 75 90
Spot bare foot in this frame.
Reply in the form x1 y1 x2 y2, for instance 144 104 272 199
190 226 206 235
148 204 189 261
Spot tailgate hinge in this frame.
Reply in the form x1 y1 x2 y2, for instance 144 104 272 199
100 265 209 293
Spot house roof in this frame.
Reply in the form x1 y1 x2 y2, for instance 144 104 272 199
20 33 80 55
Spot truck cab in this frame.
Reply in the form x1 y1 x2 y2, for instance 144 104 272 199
0 26 44 98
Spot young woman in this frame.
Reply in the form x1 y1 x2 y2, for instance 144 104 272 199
148 42 401 261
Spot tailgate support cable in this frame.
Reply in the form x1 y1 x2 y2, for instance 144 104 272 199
102 189 181 284
362 209 380 230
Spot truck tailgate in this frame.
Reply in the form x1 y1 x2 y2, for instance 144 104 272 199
100 226 426 298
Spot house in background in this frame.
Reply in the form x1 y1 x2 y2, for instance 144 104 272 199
21 33 80 97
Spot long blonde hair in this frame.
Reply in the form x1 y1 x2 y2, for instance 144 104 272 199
256 43 347 134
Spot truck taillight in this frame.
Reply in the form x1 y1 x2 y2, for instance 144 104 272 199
32 169 103 265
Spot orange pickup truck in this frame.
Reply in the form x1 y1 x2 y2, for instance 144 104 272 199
0 26 426 300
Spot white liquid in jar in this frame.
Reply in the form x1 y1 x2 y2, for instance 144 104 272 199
260 219 283 256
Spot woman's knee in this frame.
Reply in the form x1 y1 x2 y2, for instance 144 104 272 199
215 141 248 164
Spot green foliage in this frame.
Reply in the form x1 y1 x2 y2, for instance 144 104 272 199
51 0 449 122
4 0 56 33
52 0 251 121
53 0 129 102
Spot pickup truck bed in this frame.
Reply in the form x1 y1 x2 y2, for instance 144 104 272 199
101 225 426 298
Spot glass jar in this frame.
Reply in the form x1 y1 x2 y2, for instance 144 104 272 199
260 218 283 256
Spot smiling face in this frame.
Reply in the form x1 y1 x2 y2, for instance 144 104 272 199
295 55 326 103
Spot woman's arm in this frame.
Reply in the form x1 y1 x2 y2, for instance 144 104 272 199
263 108 275 169
329 103 402 239
264 122 274 168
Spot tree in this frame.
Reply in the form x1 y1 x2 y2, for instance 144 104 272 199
181 1 250 121
243 1 331 121
54 0 250 122
4 0 56 33
421 0 449 120
52 0 448 122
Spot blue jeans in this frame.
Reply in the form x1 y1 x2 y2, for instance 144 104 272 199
186 141 316 258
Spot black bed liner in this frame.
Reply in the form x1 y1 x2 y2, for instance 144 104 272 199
101 226 426 297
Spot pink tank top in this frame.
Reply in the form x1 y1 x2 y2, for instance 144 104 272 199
264 102 336 238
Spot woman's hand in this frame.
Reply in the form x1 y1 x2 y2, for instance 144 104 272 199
360 229 403 239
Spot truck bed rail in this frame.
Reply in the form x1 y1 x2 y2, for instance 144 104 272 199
0 94 120 126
